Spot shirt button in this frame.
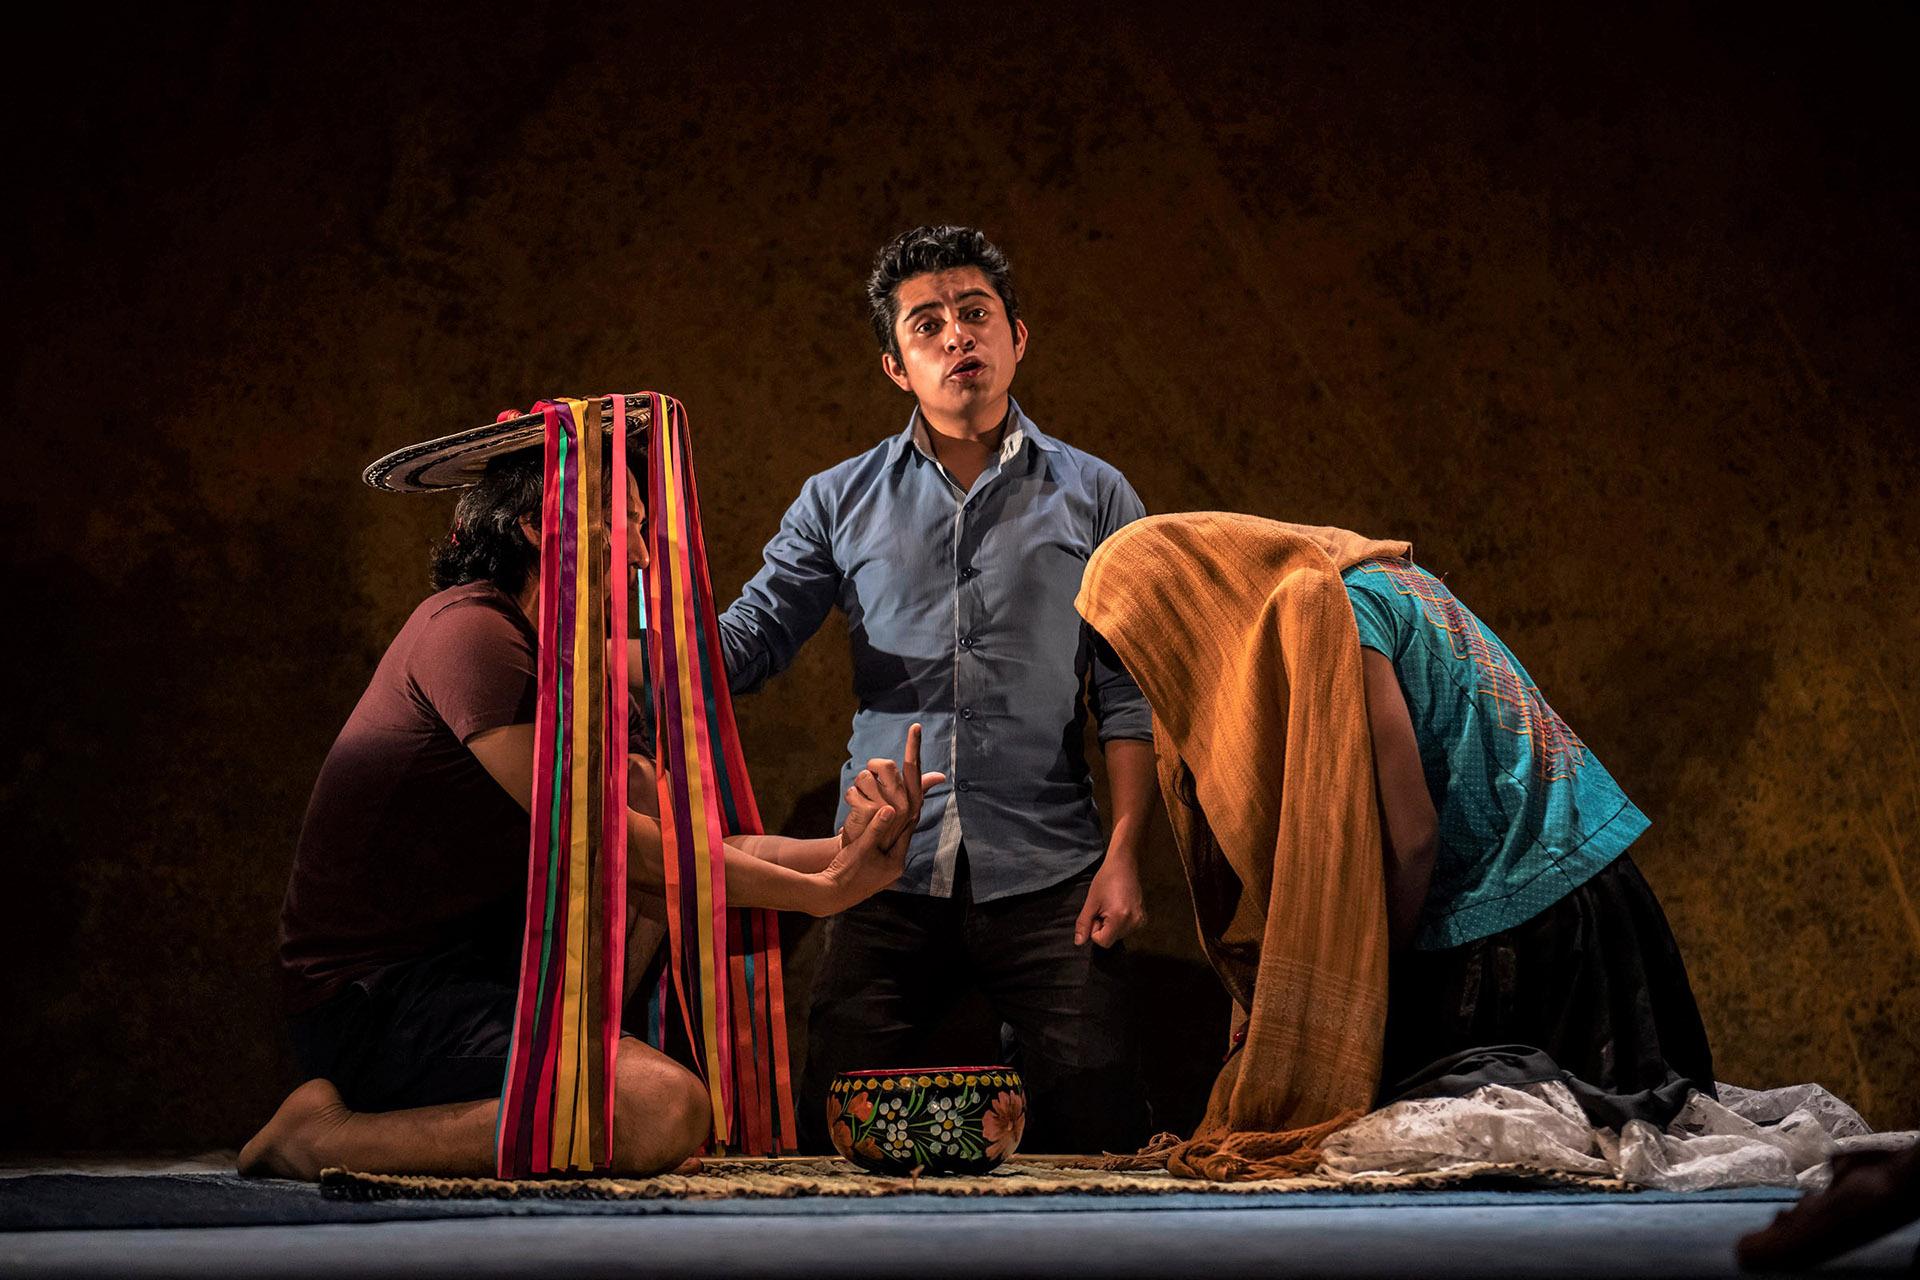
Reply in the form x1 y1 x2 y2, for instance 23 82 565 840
959 566 977 581
958 781 973 793
959 635 975 649
961 707 975 720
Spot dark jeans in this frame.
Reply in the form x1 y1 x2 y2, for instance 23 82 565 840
800 854 1149 1155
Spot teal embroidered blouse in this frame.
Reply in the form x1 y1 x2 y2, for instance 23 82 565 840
1343 558 1649 950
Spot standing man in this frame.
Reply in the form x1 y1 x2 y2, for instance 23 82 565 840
719 226 1156 1154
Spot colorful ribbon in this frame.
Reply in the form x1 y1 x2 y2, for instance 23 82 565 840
643 392 797 1154
495 393 794 1178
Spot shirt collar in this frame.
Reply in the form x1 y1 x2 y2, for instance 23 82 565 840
887 397 1056 468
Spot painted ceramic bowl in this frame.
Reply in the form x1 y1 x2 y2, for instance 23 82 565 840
827 1065 1026 1175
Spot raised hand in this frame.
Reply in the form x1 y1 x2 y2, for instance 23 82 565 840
827 724 945 911
844 723 943 855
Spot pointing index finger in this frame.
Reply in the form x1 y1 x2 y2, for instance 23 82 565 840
905 724 923 801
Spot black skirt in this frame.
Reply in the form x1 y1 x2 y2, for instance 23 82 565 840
1379 853 1716 1102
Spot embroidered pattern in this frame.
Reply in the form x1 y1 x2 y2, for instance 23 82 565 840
1358 560 1587 781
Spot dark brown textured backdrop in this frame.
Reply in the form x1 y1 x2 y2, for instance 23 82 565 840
6 2 1916 1150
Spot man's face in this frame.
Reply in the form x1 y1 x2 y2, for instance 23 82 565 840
624 469 649 571
535 467 647 569
880 267 1028 422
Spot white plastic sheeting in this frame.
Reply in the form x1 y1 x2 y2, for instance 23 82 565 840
1321 1080 1915 1191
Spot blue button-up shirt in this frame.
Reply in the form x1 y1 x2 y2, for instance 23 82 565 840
718 400 1152 900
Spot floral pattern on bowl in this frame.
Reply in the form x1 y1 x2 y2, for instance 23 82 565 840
827 1066 1026 1175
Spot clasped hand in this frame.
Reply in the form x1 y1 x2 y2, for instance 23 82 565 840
826 723 944 906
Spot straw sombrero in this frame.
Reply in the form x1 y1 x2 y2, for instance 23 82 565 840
362 396 656 493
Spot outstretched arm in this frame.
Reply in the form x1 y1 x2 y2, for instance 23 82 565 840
1359 648 1439 951
468 722 921 917
743 725 945 874
626 808 900 917
717 478 841 695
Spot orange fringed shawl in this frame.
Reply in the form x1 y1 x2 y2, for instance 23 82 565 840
1076 513 1410 1180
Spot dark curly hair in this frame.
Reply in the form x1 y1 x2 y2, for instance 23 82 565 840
866 225 1019 359
429 436 633 596
429 448 546 595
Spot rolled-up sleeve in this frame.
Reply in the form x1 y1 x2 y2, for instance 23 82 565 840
1087 471 1152 742
718 475 841 695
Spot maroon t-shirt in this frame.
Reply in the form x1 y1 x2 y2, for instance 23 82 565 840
278 582 539 1012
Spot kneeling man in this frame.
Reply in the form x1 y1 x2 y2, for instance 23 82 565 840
243 429 933 1179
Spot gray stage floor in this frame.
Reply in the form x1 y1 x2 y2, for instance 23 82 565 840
4 1161 1918 1279
12 1201 1920 1279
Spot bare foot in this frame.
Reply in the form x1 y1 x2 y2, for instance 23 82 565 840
1737 1145 1920 1272
238 1079 352 1181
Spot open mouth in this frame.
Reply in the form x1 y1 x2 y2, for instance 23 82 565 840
948 357 985 380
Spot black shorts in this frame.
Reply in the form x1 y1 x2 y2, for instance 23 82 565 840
288 941 523 1113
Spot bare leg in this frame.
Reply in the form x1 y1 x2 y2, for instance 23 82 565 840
238 1038 709 1180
